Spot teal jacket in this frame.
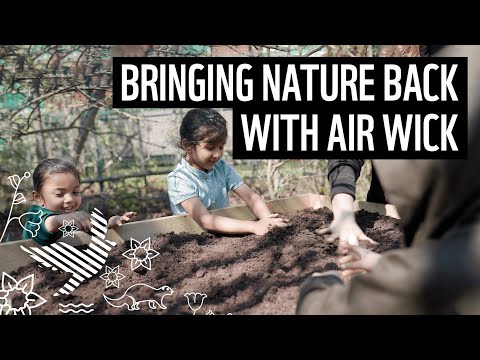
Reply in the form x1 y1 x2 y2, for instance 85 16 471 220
21 205 62 245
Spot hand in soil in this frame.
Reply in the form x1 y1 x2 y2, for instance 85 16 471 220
315 215 377 254
254 213 289 235
108 211 138 228
338 245 382 281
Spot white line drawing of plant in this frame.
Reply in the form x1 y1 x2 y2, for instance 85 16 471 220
0 172 38 243
18 209 44 239
122 237 160 271
0 272 47 315
100 265 125 288
184 292 207 315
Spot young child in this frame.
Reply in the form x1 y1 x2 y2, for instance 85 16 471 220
167 108 288 235
22 158 136 245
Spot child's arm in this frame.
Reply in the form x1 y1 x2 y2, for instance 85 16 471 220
181 197 287 235
44 211 92 233
108 211 137 229
234 184 289 232
233 184 272 219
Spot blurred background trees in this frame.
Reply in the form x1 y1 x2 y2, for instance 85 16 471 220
1 45 379 240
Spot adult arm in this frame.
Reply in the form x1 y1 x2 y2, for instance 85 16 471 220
328 159 364 200
317 160 375 248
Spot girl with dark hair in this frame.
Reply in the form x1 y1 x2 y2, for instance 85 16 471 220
22 158 136 245
167 108 288 235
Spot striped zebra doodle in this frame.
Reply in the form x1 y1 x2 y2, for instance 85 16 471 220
20 208 116 297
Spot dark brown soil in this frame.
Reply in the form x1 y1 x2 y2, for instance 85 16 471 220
7 208 404 315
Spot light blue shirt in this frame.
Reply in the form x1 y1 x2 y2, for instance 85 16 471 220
167 157 244 215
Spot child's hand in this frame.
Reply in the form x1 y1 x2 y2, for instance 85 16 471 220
50 211 92 233
108 211 137 229
253 213 289 235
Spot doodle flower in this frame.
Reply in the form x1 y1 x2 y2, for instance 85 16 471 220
8 172 30 190
100 266 125 288
58 220 79 238
18 209 43 239
184 292 207 315
0 272 46 315
122 237 160 271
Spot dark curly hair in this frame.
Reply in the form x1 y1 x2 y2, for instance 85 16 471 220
33 158 80 192
178 108 228 149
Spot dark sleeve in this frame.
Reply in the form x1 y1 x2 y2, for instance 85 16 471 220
327 159 365 199
365 166 387 204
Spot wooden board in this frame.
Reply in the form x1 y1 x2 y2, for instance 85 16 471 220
0 193 399 273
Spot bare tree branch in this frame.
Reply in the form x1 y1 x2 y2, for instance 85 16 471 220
257 45 290 53
304 45 327 57
81 170 171 184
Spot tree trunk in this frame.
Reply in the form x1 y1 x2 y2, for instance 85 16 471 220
33 109 48 160
73 89 104 164
134 118 146 173
32 86 48 160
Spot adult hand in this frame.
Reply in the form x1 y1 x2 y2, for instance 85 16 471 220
338 245 382 281
315 214 377 254
108 211 137 228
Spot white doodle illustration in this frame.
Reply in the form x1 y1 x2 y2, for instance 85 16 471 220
206 309 232 315
100 266 125 288
58 220 79 238
0 172 39 243
21 208 116 296
185 292 207 315
59 303 94 314
18 209 44 239
0 272 47 315
122 237 159 271
103 283 173 311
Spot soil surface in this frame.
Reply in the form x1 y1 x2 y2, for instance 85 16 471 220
6 207 404 315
